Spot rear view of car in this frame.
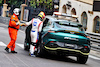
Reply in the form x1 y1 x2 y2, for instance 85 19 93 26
35 12 91 64
24 12 91 64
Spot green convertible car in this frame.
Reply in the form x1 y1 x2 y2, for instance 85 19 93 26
24 12 91 64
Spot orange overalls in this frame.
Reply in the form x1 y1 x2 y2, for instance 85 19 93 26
7 13 20 51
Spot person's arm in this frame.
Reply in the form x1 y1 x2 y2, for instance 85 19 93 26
10 16 20 27
10 19 19 27
25 20 32 26
20 19 33 26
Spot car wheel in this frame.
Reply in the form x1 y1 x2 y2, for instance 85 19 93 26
35 40 46 57
24 39 29 51
77 55 88 64
35 44 43 57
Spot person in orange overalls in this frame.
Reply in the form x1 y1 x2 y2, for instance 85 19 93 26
5 8 20 53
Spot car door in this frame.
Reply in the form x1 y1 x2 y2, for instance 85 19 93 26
41 18 53 38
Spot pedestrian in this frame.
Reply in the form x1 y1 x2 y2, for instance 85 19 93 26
5 8 21 53
21 11 45 56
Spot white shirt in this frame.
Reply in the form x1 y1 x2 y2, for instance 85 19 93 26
25 18 43 32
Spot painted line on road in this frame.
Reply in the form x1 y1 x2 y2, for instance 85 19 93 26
16 43 24 49
0 27 5 29
89 55 100 60
3 53 18 67
13 54 30 67
0 41 6 46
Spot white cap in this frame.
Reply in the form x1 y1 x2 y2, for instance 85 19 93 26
13 8 20 15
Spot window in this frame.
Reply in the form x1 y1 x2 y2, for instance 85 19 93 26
43 18 49 27
55 21 84 31
81 12 88 31
46 21 52 26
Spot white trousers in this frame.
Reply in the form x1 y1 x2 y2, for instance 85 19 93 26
30 31 39 43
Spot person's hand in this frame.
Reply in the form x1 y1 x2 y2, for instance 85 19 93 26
16 21 21 25
20 23 26 26
18 21 20 24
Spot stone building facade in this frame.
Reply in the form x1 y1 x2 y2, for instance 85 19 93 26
59 0 100 33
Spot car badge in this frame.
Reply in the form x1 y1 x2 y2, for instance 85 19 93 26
64 37 78 41
64 37 71 39
70 32 74 34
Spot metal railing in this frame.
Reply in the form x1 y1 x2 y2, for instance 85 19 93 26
86 32 100 51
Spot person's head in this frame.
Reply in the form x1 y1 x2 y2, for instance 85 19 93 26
13 8 20 16
38 11 45 21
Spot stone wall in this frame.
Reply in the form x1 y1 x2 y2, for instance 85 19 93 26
59 0 100 32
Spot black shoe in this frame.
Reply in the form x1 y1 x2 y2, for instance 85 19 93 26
5 47 9 53
11 51 17 53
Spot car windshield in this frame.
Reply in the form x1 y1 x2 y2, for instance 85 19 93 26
55 21 84 31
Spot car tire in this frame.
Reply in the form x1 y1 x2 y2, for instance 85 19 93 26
35 40 46 57
77 55 88 64
24 39 29 51
35 44 44 57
